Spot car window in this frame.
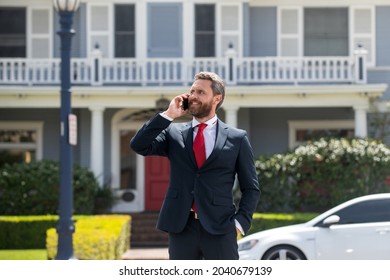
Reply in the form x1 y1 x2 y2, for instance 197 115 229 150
330 198 390 225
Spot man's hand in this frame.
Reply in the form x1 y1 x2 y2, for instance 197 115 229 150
162 93 190 120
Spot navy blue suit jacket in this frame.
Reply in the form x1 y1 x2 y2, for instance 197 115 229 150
130 113 260 235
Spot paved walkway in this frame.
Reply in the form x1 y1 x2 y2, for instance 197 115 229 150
122 247 169 260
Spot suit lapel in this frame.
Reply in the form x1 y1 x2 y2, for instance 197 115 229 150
181 122 197 167
204 120 228 166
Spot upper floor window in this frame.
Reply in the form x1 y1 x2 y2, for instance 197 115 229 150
115 4 135 58
304 8 348 56
0 122 43 167
195 4 215 57
0 8 26 57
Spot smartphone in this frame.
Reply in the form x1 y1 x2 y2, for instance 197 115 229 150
182 97 189 110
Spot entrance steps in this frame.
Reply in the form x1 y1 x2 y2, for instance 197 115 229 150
130 212 168 248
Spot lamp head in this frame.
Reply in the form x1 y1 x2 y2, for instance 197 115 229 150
53 0 80 12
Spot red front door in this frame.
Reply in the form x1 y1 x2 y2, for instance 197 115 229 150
145 156 170 211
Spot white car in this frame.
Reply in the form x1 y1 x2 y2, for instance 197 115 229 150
238 193 390 260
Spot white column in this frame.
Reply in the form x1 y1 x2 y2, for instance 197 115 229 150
353 105 368 138
90 106 105 186
224 105 239 128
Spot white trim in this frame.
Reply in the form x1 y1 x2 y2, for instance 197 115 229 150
288 119 355 149
111 108 145 213
0 121 44 161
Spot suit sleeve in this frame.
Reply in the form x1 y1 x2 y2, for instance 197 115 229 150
130 113 172 157
235 134 261 234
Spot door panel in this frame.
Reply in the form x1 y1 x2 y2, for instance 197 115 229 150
145 156 170 210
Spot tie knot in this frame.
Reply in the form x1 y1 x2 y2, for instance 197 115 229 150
197 123 207 132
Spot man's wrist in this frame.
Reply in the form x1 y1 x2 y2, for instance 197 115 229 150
160 111 174 121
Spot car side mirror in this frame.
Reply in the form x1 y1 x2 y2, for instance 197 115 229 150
322 215 340 227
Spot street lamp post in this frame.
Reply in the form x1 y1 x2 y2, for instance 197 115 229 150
53 0 80 260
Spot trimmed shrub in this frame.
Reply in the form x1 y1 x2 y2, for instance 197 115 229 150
0 216 58 249
248 213 318 235
256 137 390 212
46 215 131 260
0 160 99 215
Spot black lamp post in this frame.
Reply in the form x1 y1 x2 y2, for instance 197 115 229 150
53 0 80 260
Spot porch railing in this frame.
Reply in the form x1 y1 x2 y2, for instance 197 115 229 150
0 47 368 86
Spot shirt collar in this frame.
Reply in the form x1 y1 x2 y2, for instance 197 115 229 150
192 115 218 129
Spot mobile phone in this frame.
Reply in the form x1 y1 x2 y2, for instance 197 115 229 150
182 97 189 110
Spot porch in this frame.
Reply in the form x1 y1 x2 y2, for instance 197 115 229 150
0 47 368 87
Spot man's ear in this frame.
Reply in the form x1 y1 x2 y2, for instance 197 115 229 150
214 95 222 104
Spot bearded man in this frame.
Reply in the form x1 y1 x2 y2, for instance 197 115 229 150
130 72 260 260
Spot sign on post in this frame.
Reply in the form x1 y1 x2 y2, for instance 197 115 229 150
68 114 77 146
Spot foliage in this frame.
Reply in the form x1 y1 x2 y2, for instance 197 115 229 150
256 137 390 212
46 215 131 260
0 249 47 260
0 160 99 215
248 212 318 235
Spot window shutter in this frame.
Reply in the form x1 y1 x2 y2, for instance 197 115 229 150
30 8 51 58
350 7 374 66
278 7 302 56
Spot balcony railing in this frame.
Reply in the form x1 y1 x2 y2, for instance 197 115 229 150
0 47 368 86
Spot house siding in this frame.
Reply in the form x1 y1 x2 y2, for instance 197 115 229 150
250 108 355 156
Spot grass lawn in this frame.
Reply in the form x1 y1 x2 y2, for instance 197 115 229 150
0 249 47 260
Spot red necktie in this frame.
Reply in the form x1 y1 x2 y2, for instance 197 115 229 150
192 123 207 214
193 123 207 168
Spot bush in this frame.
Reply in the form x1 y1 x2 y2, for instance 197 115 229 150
0 160 99 215
256 137 390 212
0 216 58 249
248 213 318 235
46 215 131 260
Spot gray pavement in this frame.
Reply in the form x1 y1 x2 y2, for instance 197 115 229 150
122 247 169 260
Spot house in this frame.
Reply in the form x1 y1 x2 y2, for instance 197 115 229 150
0 0 389 214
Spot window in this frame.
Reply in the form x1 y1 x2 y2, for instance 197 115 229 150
195 4 215 57
115 4 135 58
0 122 43 167
333 199 390 224
304 8 348 56
0 8 26 57
288 120 354 149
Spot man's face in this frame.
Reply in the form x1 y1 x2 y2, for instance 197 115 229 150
188 79 219 119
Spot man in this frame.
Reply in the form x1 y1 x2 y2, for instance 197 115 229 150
130 72 260 260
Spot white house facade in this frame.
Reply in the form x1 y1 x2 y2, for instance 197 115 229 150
0 0 389 213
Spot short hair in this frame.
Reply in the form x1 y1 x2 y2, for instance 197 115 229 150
194 72 225 110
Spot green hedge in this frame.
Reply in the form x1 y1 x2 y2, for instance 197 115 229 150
0 160 99 215
0 216 58 249
248 213 318 235
256 137 390 212
46 215 131 260
0 215 131 258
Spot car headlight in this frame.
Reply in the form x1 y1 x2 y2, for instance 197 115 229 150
238 239 259 251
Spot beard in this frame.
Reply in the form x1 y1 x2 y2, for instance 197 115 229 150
188 100 213 119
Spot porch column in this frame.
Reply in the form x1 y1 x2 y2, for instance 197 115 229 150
353 105 368 138
224 105 239 128
89 106 105 186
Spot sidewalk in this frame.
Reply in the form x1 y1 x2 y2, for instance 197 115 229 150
122 247 169 260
